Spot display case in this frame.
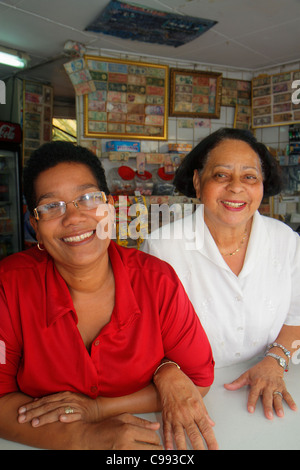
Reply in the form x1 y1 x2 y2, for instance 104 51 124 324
275 124 300 231
0 121 23 259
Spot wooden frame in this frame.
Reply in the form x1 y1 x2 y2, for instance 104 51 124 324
252 70 300 128
221 78 251 107
169 68 222 118
83 55 169 140
234 104 252 130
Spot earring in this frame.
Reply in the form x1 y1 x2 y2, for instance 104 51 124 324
37 242 45 251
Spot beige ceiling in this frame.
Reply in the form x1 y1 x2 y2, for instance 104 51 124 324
0 0 300 102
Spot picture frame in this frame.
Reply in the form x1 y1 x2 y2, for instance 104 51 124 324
83 55 169 140
221 78 251 107
252 70 300 128
234 104 252 130
169 68 222 118
22 80 53 165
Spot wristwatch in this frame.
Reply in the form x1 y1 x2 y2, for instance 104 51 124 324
266 352 289 372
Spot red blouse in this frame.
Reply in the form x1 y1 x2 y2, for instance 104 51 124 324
0 242 214 399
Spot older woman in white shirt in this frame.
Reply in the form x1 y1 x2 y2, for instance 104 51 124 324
143 128 300 421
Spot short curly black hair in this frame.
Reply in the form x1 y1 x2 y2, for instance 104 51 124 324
23 141 110 215
174 128 283 198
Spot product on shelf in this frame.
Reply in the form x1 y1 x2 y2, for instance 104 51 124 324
152 167 175 196
134 170 153 195
107 166 136 195
105 141 141 152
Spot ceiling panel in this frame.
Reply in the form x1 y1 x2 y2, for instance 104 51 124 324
0 0 299 101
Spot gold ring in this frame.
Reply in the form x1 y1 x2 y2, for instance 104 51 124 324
65 406 74 414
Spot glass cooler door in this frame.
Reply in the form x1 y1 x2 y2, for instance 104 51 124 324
0 149 22 259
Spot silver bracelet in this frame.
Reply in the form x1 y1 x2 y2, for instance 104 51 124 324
265 342 291 359
153 361 180 376
265 352 289 372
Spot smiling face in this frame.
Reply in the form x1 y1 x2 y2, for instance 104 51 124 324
30 162 112 270
193 139 264 231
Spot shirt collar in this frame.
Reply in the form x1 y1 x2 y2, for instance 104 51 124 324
45 257 76 327
100 241 141 336
239 210 269 278
45 241 141 331
193 207 269 276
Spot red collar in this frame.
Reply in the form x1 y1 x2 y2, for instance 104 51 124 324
45 241 141 332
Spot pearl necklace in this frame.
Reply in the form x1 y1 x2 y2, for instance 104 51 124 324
220 230 248 257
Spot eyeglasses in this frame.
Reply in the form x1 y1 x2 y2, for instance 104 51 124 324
33 191 107 221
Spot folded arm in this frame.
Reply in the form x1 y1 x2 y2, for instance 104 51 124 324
0 391 162 450
17 362 217 450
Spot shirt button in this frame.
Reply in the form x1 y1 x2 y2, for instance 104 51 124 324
90 386 97 394
237 327 244 332
235 295 243 302
235 352 241 357
94 340 100 347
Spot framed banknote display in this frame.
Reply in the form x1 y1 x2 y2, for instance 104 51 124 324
221 78 251 107
234 104 252 130
83 56 169 140
22 80 53 165
169 68 222 118
252 70 300 128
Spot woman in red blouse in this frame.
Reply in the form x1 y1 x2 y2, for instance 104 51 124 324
0 141 216 450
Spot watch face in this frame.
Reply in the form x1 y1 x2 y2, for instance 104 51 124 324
279 358 285 367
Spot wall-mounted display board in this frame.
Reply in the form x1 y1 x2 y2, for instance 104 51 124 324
252 70 300 128
83 56 169 140
22 81 53 165
221 78 251 107
234 105 252 130
169 68 222 118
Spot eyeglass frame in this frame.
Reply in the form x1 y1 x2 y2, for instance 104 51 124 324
33 191 107 221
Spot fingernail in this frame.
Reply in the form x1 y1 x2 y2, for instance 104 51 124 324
267 411 273 420
18 414 26 423
277 410 284 418
248 406 254 414
32 418 40 427
18 406 26 414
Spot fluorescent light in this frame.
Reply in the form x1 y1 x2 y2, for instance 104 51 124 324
0 46 28 68
0 51 26 68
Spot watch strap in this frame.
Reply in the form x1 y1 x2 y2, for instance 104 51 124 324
266 352 289 372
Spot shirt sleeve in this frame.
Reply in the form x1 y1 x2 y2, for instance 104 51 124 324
0 283 21 397
158 270 214 387
285 231 300 326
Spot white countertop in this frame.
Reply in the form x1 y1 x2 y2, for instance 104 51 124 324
197 358 300 450
0 358 299 450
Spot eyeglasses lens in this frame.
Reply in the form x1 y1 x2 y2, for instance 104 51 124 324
35 192 106 221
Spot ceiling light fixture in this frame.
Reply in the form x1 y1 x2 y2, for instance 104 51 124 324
0 46 29 69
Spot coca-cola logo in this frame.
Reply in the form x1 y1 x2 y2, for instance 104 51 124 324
0 121 21 143
0 125 15 140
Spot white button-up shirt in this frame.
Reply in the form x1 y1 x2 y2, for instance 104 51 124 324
142 206 300 368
